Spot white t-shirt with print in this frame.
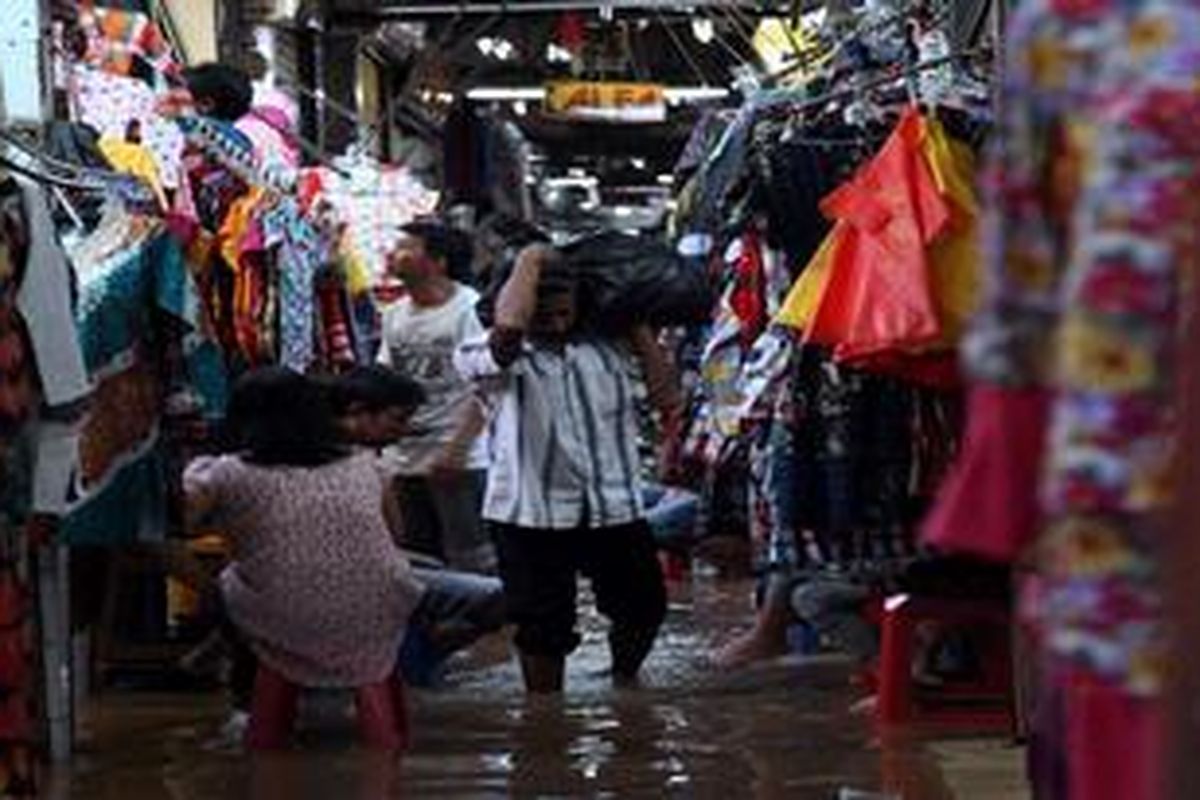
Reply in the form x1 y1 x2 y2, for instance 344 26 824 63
378 284 489 476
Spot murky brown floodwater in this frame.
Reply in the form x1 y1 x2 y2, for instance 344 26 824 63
45 576 1029 799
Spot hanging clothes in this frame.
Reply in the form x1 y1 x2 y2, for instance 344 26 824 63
67 64 184 189
922 114 982 349
78 2 176 82
806 107 949 361
0 185 35 433
216 188 274 365
176 118 254 235
774 109 982 384
0 426 38 798
923 3 1200 797
260 198 325 373
236 105 301 176
308 161 439 282
11 179 91 411
98 134 168 210
316 274 356 370
0 175 87 796
62 224 225 545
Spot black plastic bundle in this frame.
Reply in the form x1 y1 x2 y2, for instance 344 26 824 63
560 231 714 335
480 228 714 335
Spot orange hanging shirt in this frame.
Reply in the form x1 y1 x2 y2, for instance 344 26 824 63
808 107 950 362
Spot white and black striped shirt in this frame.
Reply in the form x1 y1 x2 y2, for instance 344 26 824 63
455 334 644 530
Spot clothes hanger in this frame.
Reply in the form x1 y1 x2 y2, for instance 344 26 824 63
756 47 991 124
0 129 121 188
0 150 108 193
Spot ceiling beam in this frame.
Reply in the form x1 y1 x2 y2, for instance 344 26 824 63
328 0 793 19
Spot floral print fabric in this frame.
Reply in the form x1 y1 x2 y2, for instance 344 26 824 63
185 453 424 687
68 66 184 189
963 0 1200 695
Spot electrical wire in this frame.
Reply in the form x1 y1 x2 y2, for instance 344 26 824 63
652 7 715 87
696 6 756 70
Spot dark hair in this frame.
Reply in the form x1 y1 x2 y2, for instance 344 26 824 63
182 63 254 121
222 367 347 467
535 247 577 297
400 220 474 284
325 366 426 415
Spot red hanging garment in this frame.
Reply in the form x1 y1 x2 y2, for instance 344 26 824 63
921 386 1050 562
556 12 587 56
1065 674 1162 800
317 278 356 370
806 108 950 362
729 231 767 346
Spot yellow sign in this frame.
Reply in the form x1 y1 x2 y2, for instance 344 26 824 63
545 81 667 123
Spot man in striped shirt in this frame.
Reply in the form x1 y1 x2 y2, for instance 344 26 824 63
455 244 681 693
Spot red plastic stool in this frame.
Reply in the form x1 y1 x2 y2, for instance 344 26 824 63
658 551 690 583
246 665 410 751
877 593 1014 732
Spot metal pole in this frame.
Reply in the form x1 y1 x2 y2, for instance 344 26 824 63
357 0 786 17
311 13 327 159
31 0 75 766
38 545 72 764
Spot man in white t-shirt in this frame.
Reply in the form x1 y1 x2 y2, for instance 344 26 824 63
377 221 494 572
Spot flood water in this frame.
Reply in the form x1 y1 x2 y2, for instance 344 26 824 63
46 576 1028 799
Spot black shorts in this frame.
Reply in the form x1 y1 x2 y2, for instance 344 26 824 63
491 520 667 658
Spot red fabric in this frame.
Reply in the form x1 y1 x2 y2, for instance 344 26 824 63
232 253 269 366
297 171 326 216
556 12 587 54
807 108 950 362
729 231 767 346
1066 676 1162 800
921 385 1050 562
318 281 356 369
0 322 34 428
844 350 962 389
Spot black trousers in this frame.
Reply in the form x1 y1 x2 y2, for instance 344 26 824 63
491 520 667 659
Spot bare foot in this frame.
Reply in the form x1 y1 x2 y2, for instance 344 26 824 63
849 694 879 717
712 628 790 670
694 536 754 579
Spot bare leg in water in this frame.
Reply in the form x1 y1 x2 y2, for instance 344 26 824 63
713 576 792 669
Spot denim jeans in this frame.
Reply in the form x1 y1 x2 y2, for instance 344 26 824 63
790 578 877 664
398 567 508 685
394 470 496 573
643 483 700 551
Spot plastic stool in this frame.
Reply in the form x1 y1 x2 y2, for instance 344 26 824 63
658 551 690 583
877 593 1014 732
246 664 410 751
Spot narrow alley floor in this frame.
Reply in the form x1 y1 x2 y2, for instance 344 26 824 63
46 576 1030 799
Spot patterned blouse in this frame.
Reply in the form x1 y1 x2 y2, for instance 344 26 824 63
185 453 425 687
966 0 1200 695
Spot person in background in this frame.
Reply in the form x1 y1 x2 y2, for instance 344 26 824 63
455 244 682 694
184 367 425 722
378 220 495 573
325 365 508 686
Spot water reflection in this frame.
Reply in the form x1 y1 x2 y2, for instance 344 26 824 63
48 578 1024 799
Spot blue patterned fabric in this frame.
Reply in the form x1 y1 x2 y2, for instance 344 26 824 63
261 199 323 372
63 228 227 545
